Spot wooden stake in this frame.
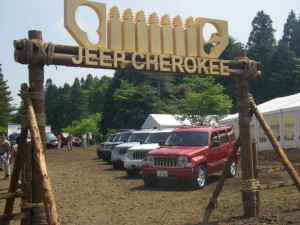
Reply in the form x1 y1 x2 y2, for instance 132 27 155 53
206 136 240 209
21 83 60 225
3 128 28 217
236 52 257 217
249 96 300 192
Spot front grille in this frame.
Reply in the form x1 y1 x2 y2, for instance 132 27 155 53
154 156 179 168
133 151 148 159
117 148 128 156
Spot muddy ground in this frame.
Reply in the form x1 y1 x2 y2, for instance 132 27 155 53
0 146 299 225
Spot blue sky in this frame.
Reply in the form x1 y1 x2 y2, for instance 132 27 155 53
1 0 298 107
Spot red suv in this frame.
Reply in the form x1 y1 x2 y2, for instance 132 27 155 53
141 125 237 189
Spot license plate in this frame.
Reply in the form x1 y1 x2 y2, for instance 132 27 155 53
157 170 168 177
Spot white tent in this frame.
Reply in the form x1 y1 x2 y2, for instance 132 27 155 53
141 114 191 129
219 93 300 150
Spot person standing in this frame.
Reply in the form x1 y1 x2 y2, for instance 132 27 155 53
67 133 73 151
81 132 87 149
0 132 11 179
57 134 61 150
88 132 92 146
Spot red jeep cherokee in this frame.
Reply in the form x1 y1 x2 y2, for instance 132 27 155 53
141 125 237 189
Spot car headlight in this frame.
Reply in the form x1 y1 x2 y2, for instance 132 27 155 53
146 155 154 166
177 156 188 167
127 151 133 159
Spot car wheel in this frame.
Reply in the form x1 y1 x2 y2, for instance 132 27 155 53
112 162 120 169
143 177 157 187
193 166 206 189
126 169 139 177
228 160 237 178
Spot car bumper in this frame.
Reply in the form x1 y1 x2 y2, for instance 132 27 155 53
123 158 143 170
141 165 197 180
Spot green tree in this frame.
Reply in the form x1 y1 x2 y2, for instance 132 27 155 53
282 10 298 46
0 65 14 127
88 76 111 113
62 113 101 137
247 10 276 103
69 78 88 122
113 80 156 129
176 76 232 125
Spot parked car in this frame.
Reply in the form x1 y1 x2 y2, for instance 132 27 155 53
141 125 237 189
72 137 82 147
46 132 58 149
97 133 117 159
123 129 173 176
59 132 70 147
111 130 154 169
102 130 134 164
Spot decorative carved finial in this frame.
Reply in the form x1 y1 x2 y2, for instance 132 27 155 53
135 10 146 22
148 13 159 25
172 15 183 27
160 14 171 26
108 6 120 19
122 8 133 21
185 17 195 28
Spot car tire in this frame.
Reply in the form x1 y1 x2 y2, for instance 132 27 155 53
126 169 139 177
143 177 157 187
192 166 206 189
228 160 237 178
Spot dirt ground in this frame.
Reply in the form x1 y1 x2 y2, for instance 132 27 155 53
0 146 299 225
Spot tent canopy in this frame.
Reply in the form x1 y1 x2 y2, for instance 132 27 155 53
141 114 191 129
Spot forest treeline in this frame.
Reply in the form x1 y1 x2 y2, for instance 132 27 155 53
1 10 300 136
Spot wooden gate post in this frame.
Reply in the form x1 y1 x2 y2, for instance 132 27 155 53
28 30 47 225
235 52 257 217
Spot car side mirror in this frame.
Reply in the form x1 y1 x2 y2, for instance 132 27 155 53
140 140 144 144
211 140 220 148
158 141 164 146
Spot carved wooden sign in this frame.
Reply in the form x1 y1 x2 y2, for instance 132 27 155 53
64 0 231 76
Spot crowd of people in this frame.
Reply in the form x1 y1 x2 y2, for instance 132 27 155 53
0 130 105 181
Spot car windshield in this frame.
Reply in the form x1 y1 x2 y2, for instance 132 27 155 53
113 133 123 142
144 132 170 144
107 134 116 142
46 133 56 139
127 133 149 142
119 132 132 142
165 132 209 146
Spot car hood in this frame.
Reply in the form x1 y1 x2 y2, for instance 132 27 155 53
148 146 208 156
115 142 141 148
128 143 159 151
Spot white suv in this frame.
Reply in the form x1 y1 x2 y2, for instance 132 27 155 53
111 130 154 169
123 129 173 176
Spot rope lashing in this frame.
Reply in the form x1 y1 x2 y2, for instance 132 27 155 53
18 39 54 65
241 179 259 207
18 83 46 127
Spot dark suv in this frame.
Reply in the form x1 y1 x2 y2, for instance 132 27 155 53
141 125 237 189
46 132 58 149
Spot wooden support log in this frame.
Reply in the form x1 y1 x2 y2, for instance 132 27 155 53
259 182 295 190
258 164 300 173
3 128 28 216
21 142 32 225
249 96 300 193
20 83 60 225
0 212 29 223
13 39 261 79
236 52 257 217
21 82 59 224
206 136 240 209
0 191 28 200
252 142 260 215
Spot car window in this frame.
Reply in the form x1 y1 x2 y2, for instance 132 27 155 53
227 128 236 141
128 133 150 142
144 132 170 144
219 130 229 144
119 132 132 142
165 132 208 146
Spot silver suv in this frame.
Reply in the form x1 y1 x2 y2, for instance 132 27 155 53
123 129 173 176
